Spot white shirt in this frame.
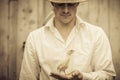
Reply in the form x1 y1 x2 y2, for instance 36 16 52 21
19 16 116 80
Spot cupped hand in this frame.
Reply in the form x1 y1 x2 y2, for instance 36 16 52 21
50 70 83 80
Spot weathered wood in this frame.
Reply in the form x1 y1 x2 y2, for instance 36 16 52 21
77 1 89 21
17 0 38 79
109 0 120 80
38 0 45 26
98 0 109 37
44 0 53 19
0 0 120 80
43 0 53 26
8 1 17 80
88 0 99 25
0 0 9 80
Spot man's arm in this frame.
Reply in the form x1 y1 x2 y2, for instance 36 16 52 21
19 33 40 80
82 28 116 80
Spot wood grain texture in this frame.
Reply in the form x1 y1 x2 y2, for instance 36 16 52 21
109 0 120 79
77 1 89 22
17 0 38 79
98 0 109 36
0 0 120 80
0 0 9 80
8 1 17 80
88 0 99 25
38 0 45 26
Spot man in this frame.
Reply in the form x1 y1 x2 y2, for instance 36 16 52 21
19 0 116 80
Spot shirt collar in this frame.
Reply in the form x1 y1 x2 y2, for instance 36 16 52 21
44 16 55 33
75 15 86 32
44 15 86 32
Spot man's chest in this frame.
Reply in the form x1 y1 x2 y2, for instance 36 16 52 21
36 35 94 72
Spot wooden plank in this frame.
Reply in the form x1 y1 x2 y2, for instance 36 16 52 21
8 1 17 80
109 0 120 80
43 0 53 26
88 0 99 25
38 0 45 26
0 0 9 80
97 0 109 37
77 1 89 22
17 0 38 79
44 0 53 19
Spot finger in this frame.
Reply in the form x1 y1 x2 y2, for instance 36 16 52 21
50 72 71 80
68 70 83 80
78 74 82 79
70 70 80 77
50 73 66 80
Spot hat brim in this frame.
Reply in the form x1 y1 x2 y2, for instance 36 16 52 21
49 0 86 3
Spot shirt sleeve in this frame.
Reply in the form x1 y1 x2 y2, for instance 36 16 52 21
82 28 116 80
19 33 40 80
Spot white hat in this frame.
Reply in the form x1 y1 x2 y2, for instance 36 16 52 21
49 0 86 3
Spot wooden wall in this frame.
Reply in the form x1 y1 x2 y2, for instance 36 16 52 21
0 0 120 80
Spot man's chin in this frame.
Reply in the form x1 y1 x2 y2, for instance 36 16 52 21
61 20 71 24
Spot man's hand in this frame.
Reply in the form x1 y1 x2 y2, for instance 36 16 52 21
50 70 83 80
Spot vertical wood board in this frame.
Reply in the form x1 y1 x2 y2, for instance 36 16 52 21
0 0 9 80
8 1 17 80
17 0 38 79
98 0 109 37
109 0 120 79
88 0 99 25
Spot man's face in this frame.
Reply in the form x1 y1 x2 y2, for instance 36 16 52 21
52 2 79 24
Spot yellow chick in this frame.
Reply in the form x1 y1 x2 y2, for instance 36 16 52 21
57 50 74 74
